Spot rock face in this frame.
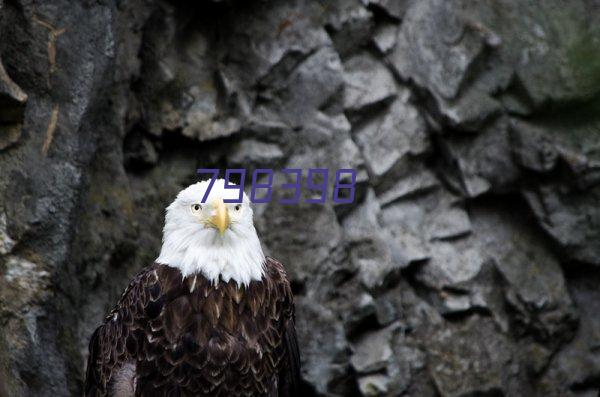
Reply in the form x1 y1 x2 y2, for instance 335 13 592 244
0 0 599 396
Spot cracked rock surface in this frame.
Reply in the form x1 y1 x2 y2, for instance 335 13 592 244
1 0 600 396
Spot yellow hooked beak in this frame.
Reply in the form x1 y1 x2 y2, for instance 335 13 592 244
209 199 231 236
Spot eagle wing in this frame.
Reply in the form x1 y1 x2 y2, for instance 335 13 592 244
277 317 302 397
264 257 302 397
84 265 161 396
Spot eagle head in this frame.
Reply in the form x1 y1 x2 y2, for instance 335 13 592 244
156 179 265 285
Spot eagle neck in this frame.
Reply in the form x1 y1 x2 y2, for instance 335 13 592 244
156 225 266 286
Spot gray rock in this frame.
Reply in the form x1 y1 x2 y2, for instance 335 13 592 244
377 162 439 206
257 195 344 284
390 0 485 100
357 374 390 396
380 187 471 244
273 46 345 128
389 342 430 396
519 342 554 377
220 1 330 84
539 271 600 393
325 1 374 58
1 256 51 313
440 118 520 197
137 20 244 141
352 89 429 184
510 120 559 173
436 88 504 132
388 0 513 130
500 0 600 106
385 228 430 267
182 104 242 142
427 205 471 241
449 262 507 326
343 53 396 113
379 187 476 281
342 190 399 290
0 211 15 255
523 184 600 267
228 139 284 167
341 291 377 335
508 116 600 266
0 1 144 394
373 278 444 333
427 316 518 397
415 239 485 289
471 205 578 343
350 323 399 373
295 297 349 395
372 23 398 54
285 112 370 216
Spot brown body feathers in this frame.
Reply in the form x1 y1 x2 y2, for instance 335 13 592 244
85 257 300 397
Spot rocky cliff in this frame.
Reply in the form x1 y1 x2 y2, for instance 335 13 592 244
1 0 600 396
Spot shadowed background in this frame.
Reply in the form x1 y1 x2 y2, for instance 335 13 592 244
1 0 600 396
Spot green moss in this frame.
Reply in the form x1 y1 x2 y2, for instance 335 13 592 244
567 32 600 100
0 334 22 397
57 322 85 395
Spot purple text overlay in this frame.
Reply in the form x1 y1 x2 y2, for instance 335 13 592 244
197 168 357 204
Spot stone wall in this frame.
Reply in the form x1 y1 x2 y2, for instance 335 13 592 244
1 0 599 395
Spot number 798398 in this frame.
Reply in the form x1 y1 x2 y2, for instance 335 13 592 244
196 168 357 204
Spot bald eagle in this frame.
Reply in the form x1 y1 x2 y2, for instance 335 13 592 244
85 180 301 396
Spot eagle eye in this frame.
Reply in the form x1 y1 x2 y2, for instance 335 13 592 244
191 204 202 214
234 204 242 212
